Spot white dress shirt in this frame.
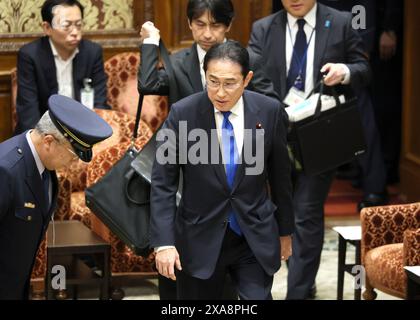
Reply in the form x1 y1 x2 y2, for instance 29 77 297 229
49 39 79 99
286 3 317 97
285 3 350 97
26 131 51 205
214 96 244 159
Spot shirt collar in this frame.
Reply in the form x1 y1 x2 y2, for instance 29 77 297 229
214 96 244 117
26 130 45 177
49 38 79 62
287 2 317 30
197 38 228 65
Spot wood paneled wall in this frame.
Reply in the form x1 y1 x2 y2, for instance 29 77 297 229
400 0 420 201
0 0 272 142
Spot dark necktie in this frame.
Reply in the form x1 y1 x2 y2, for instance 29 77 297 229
42 169 50 209
287 19 307 92
221 111 242 236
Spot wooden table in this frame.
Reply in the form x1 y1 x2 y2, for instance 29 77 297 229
404 266 420 300
46 220 110 300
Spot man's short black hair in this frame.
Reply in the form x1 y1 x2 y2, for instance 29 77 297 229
187 0 234 27
203 40 250 78
41 0 84 24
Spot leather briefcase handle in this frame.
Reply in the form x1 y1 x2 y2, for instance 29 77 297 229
124 168 150 206
313 79 342 119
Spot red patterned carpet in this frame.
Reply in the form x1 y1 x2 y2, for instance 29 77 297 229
325 179 404 217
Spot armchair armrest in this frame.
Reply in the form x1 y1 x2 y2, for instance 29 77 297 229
403 228 420 266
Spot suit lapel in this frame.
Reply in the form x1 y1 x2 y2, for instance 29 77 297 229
231 92 259 193
20 135 49 216
48 172 59 218
40 37 58 95
72 41 83 101
313 4 333 83
272 12 288 99
198 95 230 193
185 44 204 93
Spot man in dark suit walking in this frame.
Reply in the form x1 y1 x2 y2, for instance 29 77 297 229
249 0 370 299
0 95 112 300
139 0 279 299
15 0 109 134
150 41 294 299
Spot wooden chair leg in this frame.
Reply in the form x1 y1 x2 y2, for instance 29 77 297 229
363 278 377 300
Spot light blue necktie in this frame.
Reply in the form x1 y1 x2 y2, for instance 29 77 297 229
221 111 242 236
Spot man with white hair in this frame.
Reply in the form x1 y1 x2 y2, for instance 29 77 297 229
0 95 112 300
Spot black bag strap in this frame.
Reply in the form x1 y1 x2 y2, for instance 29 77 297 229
132 93 144 143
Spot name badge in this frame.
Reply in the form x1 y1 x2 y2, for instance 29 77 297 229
24 202 36 209
283 87 306 106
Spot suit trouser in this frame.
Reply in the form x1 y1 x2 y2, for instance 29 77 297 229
286 169 335 300
355 89 387 194
158 268 238 300
177 228 273 300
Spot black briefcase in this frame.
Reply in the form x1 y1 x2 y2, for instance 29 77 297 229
85 94 152 257
288 81 366 176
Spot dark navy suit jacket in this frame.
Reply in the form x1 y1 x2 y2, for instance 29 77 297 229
138 43 280 106
150 90 294 279
0 132 58 299
15 36 109 134
248 3 371 100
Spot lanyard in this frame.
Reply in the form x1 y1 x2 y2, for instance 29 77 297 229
287 21 315 78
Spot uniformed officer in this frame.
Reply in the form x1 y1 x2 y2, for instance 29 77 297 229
0 94 113 300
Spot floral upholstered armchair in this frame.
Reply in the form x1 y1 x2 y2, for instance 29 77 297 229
361 202 420 299
104 51 168 132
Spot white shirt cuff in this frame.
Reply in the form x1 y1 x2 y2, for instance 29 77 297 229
340 64 351 85
143 37 160 46
154 245 175 253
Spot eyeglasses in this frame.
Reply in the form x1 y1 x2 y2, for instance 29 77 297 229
206 79 242 91
64 146 79 160
53 20 83 32
50 135 79 160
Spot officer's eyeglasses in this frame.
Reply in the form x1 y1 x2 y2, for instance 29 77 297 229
206 79 242 91
50 135 79 160
53 20 83 33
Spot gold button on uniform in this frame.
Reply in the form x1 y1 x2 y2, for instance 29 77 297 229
27 216 32 221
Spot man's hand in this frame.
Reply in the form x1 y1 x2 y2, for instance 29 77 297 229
139 21 160 43
155 247 182 280
380 31 397 61
280 236 292 261
320 63 348 86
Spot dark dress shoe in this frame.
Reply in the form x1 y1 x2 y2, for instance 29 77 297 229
358 192 389 211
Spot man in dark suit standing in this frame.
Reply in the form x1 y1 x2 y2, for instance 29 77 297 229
138 0 278 105
15 0 109 134
0 95 112 300
318 0 388 211
249 0 370 299
150 41 294 299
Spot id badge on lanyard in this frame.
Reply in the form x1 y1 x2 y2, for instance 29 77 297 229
283 21 315 106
